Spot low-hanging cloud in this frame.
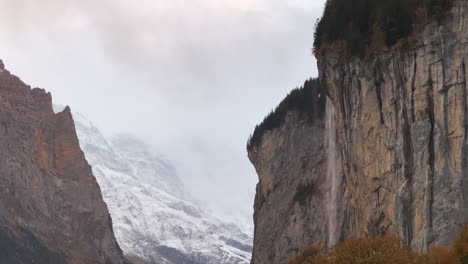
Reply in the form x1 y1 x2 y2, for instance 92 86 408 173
0 0 326 226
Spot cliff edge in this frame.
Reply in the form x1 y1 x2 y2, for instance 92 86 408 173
249 1 468 263
0 60 126 264
248 80 344 264
319 1 468 250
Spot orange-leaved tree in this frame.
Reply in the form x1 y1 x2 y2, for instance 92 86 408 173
451 225 468 264
430 245 458 264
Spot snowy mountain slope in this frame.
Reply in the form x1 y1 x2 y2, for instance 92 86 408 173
110 134 191 202
68 109 252 264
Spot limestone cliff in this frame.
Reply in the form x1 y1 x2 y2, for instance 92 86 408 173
248 83 343 264
0 61 126 264
249 2 468 264
320 2 468 250
248 111 325 264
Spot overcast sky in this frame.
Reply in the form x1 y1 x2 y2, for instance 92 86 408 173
0 0 326 229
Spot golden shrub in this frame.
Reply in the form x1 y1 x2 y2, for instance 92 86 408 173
452 225 468 264
287 244 321 264
289 237 432 264
288 225 468 264
430 245 459 264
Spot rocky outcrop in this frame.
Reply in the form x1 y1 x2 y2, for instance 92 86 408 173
249 3 468 263
319 2 468 251
248 102 343 264
0 60 126 263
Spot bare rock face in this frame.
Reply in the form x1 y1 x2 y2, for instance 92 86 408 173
249 3 468 264
319 2 468 251
248 105 344 264
0 61 125 263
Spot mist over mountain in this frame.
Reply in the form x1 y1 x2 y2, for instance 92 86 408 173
59 106 253 264
0 1 326 231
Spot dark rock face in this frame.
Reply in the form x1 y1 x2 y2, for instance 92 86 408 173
0 220 67 264
0 62 125 263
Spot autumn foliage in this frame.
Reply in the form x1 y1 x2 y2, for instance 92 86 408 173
294 237 431 264
287 244 321 264
430 246 458 264
451 225 468 263
290 226 468 264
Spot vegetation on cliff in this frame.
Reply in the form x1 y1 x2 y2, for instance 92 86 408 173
293 182 318 206
313 0 457 58
247 78 325 152
288 226 468 264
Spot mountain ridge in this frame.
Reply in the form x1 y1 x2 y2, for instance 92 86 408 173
66 107 253 264
0 60 126 264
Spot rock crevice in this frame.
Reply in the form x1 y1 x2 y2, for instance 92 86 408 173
319 2 468 250
249 3 468 264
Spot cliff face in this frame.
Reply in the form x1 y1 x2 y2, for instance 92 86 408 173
248 103 343 264
249 2 468 263
319 2 468 250
0 61 125 263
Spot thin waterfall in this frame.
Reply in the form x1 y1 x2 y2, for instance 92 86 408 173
325 97 341 247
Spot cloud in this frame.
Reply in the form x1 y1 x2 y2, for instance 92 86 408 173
0 0 326 225
0 0 323 65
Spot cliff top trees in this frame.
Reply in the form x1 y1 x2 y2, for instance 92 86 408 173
313 0 457 58
247 78 325 152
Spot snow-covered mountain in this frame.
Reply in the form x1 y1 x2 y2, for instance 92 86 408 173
64 108 252 264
